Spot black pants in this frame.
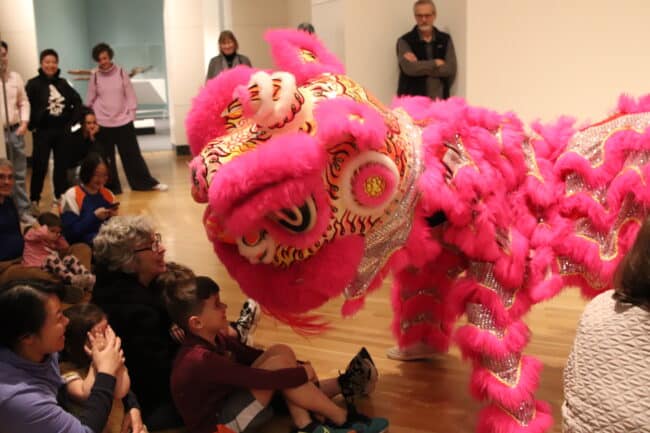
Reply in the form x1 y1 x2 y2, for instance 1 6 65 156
30 128 71 201
97 122 158 194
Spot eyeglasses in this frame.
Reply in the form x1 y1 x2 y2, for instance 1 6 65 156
0 173 14 181
415 13 434 19
134 233 163 253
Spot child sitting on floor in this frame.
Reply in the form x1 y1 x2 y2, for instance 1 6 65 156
162 270 388 433
22 212 95 291
155 262 261 346
61 303 143 433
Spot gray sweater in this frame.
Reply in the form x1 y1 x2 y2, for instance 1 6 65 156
205 53 252 81
562 290 650 433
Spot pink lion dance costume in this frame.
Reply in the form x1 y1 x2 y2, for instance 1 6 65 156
186 30 650 433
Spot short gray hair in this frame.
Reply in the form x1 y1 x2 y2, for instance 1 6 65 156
0 158 14 170
413 0 436 13
93 215 156 272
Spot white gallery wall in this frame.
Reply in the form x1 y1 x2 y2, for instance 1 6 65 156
0 0 39 158
4 0 650 148
336 0 465 106
466 0 650 123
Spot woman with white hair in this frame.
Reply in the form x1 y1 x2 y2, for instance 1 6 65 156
91 216 182 431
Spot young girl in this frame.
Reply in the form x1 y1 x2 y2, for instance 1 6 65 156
61 303 135 433
22 212 95 290
61 153 118 246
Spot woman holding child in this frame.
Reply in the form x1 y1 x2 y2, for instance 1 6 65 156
0 279 143 433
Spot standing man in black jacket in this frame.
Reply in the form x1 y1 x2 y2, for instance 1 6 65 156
397 0 457 100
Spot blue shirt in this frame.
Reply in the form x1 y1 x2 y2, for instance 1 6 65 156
61 186 114 245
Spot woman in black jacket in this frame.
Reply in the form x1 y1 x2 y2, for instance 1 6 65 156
25 49 82 207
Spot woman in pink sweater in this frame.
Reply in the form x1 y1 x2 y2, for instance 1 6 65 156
86 43 167 195
22 212 95 291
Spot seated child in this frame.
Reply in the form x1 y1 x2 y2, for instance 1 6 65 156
163 272 389 433
61 153 118 246
156 262 261 346
61 303 143 433
22 212 95 291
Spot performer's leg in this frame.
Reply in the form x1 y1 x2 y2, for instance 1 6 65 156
455 262 554 433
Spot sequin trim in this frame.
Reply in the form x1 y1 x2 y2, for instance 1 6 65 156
343 109 422 300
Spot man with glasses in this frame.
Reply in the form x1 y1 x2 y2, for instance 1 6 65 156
0 41 33 224
0 158 23 262
397 0 457 100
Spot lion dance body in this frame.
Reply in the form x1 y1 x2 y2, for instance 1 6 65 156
186 30 650 433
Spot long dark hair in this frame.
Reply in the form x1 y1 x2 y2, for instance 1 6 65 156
612 217 650 310
79 153 107 185
0 280 64 349
62 303 106 368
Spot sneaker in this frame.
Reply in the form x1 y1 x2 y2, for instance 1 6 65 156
152 183 169 191
20 213 37 225
70 274 95 292
385 342 439 361
29 201 40 217
338 347 379 402
336 405 389 433
50 198 61 214
235 299 261 345
293 422 355 433
82 273 96 291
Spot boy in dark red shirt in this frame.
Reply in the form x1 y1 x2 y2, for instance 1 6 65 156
164 273 389 433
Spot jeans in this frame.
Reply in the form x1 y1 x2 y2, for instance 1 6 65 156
4 128 29 214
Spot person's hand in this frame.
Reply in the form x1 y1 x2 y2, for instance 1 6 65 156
434 59 446 67
90 325 124 376
85 332 107 354
108 207 119 217
120 408 146 433
302 363 317 382
169 323 185 344
94 207 112 220
403 52 418 62
15 123 28 136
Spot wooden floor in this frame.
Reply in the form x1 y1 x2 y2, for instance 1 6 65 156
48 151 587 432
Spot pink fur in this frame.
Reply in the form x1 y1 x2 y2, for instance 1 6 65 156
314 98 388 151
215 236 364 315
455 320 530 359
185 66 256 155
617 93 650 114
208 133 326 220
477 401 553 433
469 355 542 411
188 31 650 433
264 29 344 85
